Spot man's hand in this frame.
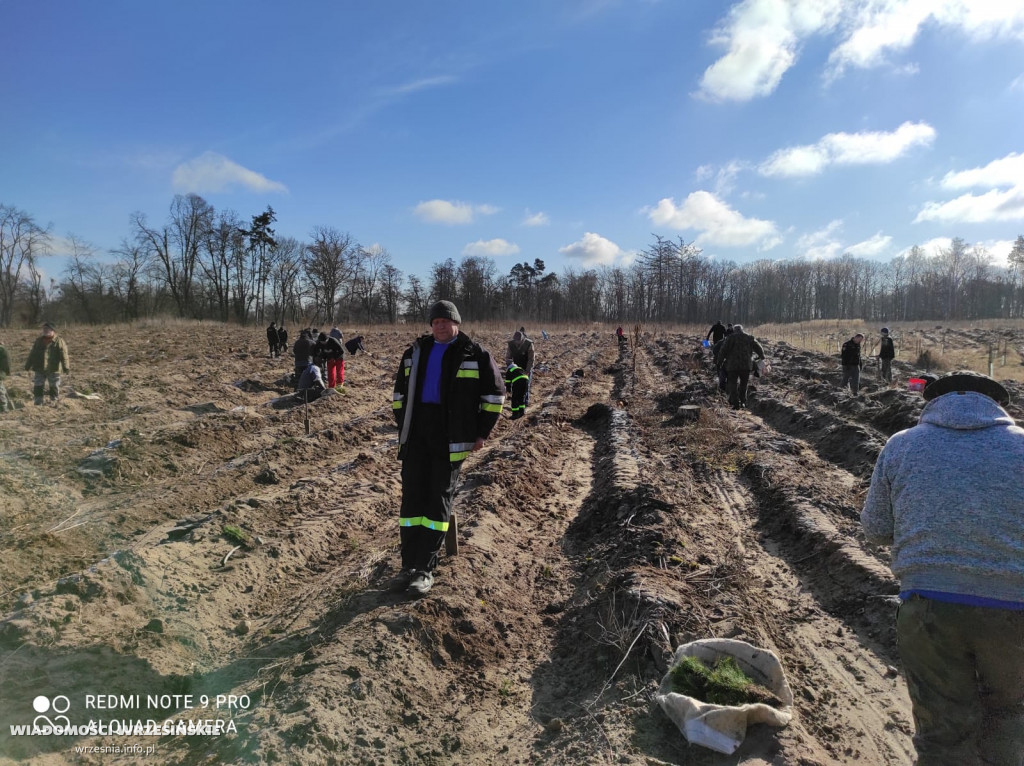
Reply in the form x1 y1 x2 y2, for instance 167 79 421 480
472 438 485 452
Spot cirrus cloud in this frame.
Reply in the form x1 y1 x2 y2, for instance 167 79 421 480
172 151 287 194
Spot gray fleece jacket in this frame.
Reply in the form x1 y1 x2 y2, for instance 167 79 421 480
861 391 1024 603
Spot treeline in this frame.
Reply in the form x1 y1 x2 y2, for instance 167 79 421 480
3 199 1024 327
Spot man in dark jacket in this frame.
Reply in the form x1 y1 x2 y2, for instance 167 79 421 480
317 332 345 388
716 323 765 409
505 362 529 419
862 371 1024 764
292 330 316 389
277 325 288 353
841 333 864 395
267 322 279 358
392 300 504 596
706 320 726 344
878 328 895 383
25 322 70 405
505 330 536 406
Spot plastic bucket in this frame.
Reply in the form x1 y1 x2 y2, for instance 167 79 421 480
701 339 710 348
907 377 926 392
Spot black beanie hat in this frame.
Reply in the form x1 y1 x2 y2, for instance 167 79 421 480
923 370 1009 406
428 300 461 324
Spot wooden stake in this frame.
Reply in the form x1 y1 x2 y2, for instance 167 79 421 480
445 512 459 556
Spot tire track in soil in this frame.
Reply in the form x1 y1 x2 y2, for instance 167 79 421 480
630 334 915 764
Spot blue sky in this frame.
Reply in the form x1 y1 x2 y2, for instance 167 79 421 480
3 0 1024 283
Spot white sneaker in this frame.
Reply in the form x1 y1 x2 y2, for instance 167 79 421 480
407 570 434 596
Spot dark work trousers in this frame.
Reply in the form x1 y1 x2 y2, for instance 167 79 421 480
726 369 750 407
717 366 728 392
399 404 462 572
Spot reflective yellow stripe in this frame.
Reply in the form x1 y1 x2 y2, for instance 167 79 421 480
393 401 403 409
507 374 528 384
449 451 470 462
511 405 525 412
404 367 411 376
399 516 450 532
481 402 502 413
456 369 479 379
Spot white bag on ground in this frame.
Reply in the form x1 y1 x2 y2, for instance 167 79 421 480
655 638 794 755
756 358 772 376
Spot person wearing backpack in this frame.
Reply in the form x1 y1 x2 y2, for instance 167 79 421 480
716 324 765 410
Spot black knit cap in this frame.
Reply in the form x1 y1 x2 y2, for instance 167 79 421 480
428 300 461 324
923 369 1009 406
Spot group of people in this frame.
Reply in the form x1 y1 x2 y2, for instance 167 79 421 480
274 324 357 396
702 316 1023 762
705 320 766 410
840 327 897 395
0 322 71 410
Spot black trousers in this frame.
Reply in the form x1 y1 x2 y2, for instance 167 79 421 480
726 369 750 406
399 404 462 572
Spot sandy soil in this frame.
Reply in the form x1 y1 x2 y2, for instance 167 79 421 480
1 322 1021 765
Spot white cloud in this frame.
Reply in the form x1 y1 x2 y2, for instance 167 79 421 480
795 219 844 259
697 0 843 101
648 191 781 249
522 210 549 227
696 160 748 195
462 238 520 257
827 1 1024 80
846 232 893 257
915 187 1024 224
413 199 499 225
558 232 635 266
759 121 935 177
701 1 1024 101
171 151 287 194
381 75 458 97
940 152 1024 189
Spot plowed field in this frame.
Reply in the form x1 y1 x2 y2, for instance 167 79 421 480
1 322 1022 765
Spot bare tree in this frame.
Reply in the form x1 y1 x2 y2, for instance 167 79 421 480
0 204 50 326
267 236 303 323
304 226 357 324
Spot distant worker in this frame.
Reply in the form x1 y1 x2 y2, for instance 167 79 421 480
296 361 326 398
292 329 316 388
392 301 504 596
711 336 728 394
267 322 279 358
841 333 865 395
344 336 366 356
706 320 726 344
0 339 12 412
862 371 1024 765
616 326 624 338
505 362 529 420
24 322 70 406
506 330 536 406
329 326 343 342
277 324 288 355
716 323 764 410
878 328 895 384
317 331 345 388
724 323 735 336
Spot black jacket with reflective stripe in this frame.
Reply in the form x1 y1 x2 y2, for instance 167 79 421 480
393 333 504 462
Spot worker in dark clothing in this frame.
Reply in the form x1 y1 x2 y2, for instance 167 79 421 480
841 333 864 395
505 362 529 419
277 325 288 354
706 321 727 344
717 323 765 409
392 301 504 596
292 329 316 389
267 322 279 358
711 337 728 393
878 328 895 384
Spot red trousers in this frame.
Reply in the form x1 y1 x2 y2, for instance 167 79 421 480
327 359 344 387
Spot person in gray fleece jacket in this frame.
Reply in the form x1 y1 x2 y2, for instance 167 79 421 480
862 370 1024 765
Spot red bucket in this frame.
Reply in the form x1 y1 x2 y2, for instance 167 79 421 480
907 377 926 392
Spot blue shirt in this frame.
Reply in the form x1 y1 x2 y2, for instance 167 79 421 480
420 339 453 404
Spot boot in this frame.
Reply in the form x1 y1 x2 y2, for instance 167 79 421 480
33 385 44 406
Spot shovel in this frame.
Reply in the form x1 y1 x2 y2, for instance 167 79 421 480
445 512 459 556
